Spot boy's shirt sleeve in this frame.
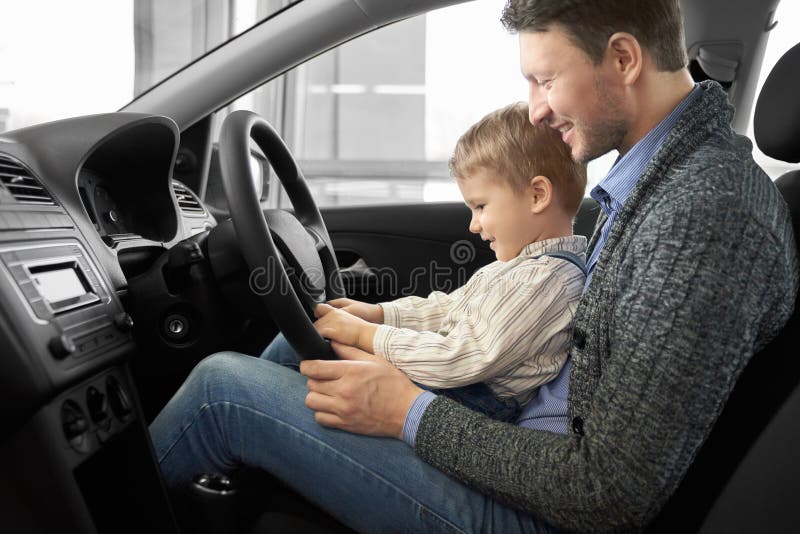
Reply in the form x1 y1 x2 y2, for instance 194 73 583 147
379 277 471 331
373 259 584 389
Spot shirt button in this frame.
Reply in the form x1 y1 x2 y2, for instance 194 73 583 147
572 416 585 436
573 328 586 350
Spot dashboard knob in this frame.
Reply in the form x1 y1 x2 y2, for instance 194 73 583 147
114 312 134 332
49 334 76 359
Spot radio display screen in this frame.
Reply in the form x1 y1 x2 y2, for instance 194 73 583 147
31 265 90 306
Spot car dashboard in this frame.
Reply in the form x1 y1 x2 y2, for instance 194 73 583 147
0 112 215 532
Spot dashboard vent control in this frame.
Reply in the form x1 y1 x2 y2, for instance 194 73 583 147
173 181 205 214
61 400 90 453
86 386 110 430
106 376 133 421
0 155 57 205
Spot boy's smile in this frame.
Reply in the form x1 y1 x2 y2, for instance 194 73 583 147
457 168 541 262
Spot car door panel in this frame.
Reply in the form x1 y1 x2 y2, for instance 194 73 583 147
321 198 599 303
322 203 493 302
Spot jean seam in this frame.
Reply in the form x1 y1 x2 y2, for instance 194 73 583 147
418 506 467 534
167 399 468 532
157 401 214 464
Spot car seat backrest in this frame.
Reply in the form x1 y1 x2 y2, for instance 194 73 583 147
648 42 800 533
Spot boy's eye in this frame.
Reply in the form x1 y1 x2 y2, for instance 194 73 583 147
476 204 485 211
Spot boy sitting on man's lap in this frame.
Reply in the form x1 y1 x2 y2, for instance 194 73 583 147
264 102 587 422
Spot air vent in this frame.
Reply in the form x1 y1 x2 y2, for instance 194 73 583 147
172 181 205 215
0 155 56 205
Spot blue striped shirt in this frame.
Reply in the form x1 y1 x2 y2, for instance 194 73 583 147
403 84 701 445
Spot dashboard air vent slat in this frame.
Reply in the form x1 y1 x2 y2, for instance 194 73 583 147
172 181 205 215
0 156 56 205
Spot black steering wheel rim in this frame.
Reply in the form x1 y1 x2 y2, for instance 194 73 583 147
218 110 343 359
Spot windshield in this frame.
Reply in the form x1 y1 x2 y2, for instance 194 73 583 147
0 0 292 133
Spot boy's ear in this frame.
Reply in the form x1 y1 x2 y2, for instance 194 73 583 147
529 175 553 214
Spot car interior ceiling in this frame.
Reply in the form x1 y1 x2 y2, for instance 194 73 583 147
1 0 797 533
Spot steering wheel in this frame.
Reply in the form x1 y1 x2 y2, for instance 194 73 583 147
217 110 344 359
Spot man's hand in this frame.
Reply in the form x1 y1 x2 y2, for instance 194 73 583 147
314 303 378 352
300 342 424 439
327 298 384 324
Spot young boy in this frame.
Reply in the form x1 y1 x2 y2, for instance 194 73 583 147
263 102 587 422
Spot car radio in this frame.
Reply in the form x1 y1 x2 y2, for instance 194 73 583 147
26 258 99 314
0 240 131 366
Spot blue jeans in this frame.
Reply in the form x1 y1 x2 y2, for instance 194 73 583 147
262 334 522 422
149 351 555 533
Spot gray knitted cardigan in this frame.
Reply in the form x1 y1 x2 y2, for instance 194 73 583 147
415 81 799 533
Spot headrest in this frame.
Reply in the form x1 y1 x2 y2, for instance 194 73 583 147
754 42 800 163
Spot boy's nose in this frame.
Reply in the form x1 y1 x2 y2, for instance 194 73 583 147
469 216 481 234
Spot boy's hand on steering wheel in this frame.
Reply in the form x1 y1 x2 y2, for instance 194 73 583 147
327 298 384 324
314 303 378 352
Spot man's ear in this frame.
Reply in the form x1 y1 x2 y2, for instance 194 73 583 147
605 32 642 86
529 175 553 214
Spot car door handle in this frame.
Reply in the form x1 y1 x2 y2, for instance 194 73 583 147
339 258 377 283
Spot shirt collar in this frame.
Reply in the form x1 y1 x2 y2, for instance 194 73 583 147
520 235 588 258
590 83 702 214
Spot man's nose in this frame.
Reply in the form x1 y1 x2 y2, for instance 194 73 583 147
528 87 551 126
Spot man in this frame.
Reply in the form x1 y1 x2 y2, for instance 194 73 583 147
150 1 798 531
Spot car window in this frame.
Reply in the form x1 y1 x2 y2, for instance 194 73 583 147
223 0 615 208
0 0 292 133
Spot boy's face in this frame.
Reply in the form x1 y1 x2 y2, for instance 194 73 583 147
519 26 627 164
457 169 539 262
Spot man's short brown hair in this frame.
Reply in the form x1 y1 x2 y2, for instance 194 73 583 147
501 0 687 72
449 102 587 216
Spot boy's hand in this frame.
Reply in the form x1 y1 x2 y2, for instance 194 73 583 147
314 303 378 352
327 298 384 324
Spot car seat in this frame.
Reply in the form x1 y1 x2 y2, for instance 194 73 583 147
649 42 800 533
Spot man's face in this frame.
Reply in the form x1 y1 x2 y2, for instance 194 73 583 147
519 27 628 164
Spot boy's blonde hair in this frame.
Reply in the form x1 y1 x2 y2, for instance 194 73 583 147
449 102 587 216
